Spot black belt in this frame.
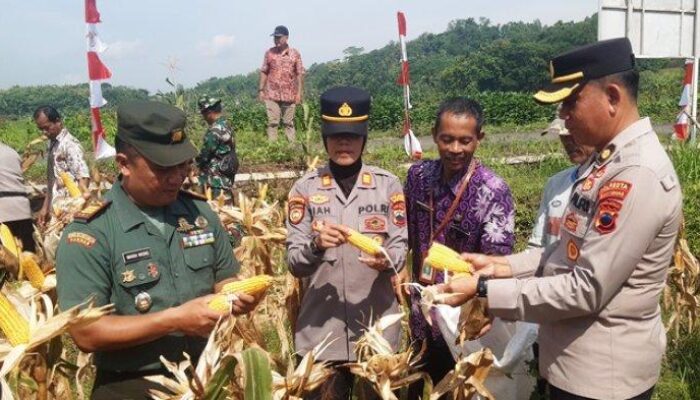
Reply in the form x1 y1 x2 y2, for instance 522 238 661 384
0 191 27 198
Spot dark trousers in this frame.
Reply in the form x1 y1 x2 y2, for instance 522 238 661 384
91 369 168 400
4 218 35 253
304 362 379 400
407 338 456 400
549 384 655 400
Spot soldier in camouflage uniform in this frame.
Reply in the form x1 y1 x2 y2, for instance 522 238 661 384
195 95 237 197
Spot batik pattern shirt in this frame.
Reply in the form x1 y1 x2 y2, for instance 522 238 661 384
196 117 235 190
260 47 304 103
47 128 90 203
404 159 515 343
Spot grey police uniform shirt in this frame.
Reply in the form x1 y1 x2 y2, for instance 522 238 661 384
489 118 682 399
0 143 31 223
286 164 408 361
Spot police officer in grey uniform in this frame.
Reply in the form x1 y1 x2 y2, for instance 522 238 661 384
56 101 261 399
286 86 408 399
439 38 682 400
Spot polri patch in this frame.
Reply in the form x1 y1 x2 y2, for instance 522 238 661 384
122 248 152 264
67 232 96 248
567 240 580 262
287 195 306 225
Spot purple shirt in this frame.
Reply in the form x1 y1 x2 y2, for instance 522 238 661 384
404 159 515 343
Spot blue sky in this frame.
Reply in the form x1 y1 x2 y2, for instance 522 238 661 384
0 1 596 93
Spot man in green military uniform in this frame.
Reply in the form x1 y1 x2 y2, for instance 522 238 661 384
56 101 260 399
195 95 237 197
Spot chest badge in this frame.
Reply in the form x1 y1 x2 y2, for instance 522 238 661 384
135 292 153 313
147 263 159 279
177 217 194 232
195 216 208 228
309 194 329 205
122 269 136 284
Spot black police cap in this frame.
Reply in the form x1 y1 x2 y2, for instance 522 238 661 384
320 86 370 137
534 37 636 104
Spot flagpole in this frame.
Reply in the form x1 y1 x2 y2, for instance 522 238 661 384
692 56 699 143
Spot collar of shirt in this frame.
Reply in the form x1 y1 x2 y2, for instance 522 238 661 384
51 128 70 145
109 179 189 233
426 159 481 196
595 117 653 168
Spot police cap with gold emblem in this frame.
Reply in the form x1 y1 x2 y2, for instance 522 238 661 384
320 86 370 137
534 38 636 104
116 101 198 167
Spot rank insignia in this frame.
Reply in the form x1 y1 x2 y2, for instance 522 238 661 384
195 216 208 228
581 178 594 192
177 217 194 232
73 200 111 223
171 129 184 143
361 172 372 186
287 196 306 225
598 144 615 163
135 292 153 313
147 263 159 278
593 166 607 178
567 240 580 262
321 174 332 187
67 232 96 248
309 194 329 205
122 269 136 284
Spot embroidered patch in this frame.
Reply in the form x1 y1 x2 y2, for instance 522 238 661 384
67 232 96 248
362 216 387 232
390 193 405 203
546 217 561 236
122 248 151 264
309 194 329 205
287 195 306 225
563 212 578 233
391 200 406 227
595 211 618 234
147 262 159 278
598 180 632 201
581 178 594 192
567 240 580 262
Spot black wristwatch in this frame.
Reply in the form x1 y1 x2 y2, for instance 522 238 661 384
476 275 491 298
309 236 324 255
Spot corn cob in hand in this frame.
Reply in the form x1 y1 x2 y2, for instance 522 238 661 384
208 274 273 312
0 292 30 346
59 171 82 198
424 243 473 275
345 228 383 257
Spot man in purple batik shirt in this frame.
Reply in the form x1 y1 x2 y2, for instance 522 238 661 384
404 98 515 397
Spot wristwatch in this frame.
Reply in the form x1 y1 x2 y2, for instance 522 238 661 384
309 236 324 255
476 275 491 298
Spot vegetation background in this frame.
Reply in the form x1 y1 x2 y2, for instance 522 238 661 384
1 12 698 399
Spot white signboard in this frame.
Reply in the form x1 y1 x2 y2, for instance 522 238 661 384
599 0 700 58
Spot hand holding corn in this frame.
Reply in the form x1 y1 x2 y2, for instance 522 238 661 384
208 275 273 313
312 221 348 251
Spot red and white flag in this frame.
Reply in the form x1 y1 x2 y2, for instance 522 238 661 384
85 0 115 159
674 60 693 141
397 11 422 160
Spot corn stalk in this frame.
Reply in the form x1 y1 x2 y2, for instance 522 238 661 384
663 219 700 339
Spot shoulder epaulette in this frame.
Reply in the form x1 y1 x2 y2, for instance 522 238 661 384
73 200 111 223
179 190 208 201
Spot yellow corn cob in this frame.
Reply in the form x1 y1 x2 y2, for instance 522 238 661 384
0 292 30 346
59 171 81 198
345 228 383 257
424 243 473 274
20 252 46 289
205 186 213 201
0 223 20 259
216 191 226 208
208 275 274 311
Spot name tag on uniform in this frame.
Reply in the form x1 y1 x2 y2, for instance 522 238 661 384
122 248 152 264
182 231 215 248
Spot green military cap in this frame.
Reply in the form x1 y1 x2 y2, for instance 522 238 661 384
197 95 221 112
116 101 197 167
320 86 370 137
534 38 636 104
